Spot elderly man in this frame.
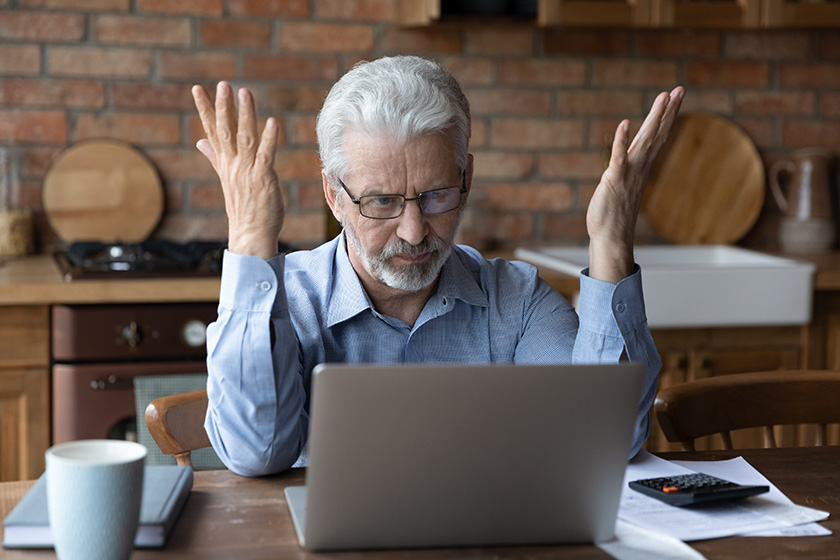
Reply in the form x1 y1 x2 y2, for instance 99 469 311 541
191 55 684 476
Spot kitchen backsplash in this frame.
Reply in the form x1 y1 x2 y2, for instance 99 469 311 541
1 1 839 252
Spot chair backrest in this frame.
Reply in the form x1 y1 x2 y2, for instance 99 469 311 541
654 370 840 451
145 389 215 469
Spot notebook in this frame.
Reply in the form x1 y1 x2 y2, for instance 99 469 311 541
3 465 193 549
285 362 645 552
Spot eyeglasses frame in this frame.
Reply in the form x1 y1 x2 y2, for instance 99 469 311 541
337 171 467 220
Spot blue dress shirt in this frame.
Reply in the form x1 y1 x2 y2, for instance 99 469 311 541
205 234 661 476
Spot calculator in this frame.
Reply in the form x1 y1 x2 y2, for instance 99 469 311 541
628 473 770 506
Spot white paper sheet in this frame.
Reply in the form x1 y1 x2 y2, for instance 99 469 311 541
619 452 830 541
597 519 708 560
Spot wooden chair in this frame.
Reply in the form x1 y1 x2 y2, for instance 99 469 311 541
145 389 213 469
654 370 840 451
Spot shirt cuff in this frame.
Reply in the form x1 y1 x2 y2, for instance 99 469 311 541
578 265 648 337
219 250 287 313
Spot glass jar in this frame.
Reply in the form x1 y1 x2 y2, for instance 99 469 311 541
0 146 34 257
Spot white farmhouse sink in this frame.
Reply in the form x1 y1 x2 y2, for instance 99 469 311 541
513 245 816 328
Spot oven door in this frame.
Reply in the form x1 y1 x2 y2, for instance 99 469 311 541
52 361 207 444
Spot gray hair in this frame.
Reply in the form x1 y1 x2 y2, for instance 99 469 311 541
316 55 471 187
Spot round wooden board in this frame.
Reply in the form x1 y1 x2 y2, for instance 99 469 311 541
43 139 164 243
642 114 765 245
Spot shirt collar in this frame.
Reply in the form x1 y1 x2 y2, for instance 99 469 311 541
326 234 489 328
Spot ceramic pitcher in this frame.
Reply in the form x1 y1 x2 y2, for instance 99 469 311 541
769 148 835 253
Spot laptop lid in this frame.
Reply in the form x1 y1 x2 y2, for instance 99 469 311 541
285 362 645 552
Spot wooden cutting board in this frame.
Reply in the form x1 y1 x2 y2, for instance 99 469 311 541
642 114 765 245
43 139 164 243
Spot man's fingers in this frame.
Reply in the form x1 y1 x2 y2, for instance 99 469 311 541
195 138 219 171
628 90 669 157
649 87 685 157
609 119 630 171
192 85 217 145
215 81 238 158
237 88 259 160
255 117 279 172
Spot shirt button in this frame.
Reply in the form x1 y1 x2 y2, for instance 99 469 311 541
258 281 271 291
615 302 626 313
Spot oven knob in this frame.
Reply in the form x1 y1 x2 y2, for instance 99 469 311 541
182 319 207 348
122 321 142 347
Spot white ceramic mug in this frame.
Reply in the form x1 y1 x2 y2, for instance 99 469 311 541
46 440 146 560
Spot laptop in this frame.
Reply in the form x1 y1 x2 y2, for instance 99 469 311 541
285 362 645 552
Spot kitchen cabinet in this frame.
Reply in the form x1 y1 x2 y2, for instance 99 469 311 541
0 306 49 482
398 0 838 27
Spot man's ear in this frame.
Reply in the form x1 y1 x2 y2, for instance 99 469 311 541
322 170 342 224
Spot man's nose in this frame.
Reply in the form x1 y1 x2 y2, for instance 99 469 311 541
395 199 428 246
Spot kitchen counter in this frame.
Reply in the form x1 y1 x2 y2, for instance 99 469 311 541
0 254 221 305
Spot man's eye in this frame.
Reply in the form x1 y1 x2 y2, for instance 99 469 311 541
370 196 400 208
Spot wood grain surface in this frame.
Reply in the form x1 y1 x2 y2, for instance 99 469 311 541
643 114 765 245
42 139 163 243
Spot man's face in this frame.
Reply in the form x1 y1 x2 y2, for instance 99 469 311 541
333 129 469 293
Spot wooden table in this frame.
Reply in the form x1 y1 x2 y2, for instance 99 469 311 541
2 447 838 559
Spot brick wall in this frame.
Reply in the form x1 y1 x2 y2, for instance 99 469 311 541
1 1 839 252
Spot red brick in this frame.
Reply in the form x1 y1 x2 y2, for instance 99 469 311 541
678 89 734 115
290 115 318 146
465 89 550 116
782 121 840 149
243 55 339 81
488 212 534 246
94 15 191 47
0 79 105 108
817 32 840 60
588 119 625 151
20 146 63 178
779 63 840 88
440 56 495 86
635 30 720 58
497 60 587 87
487 182 573 211
274 150 322 180
200 20 271 49
229 0 309 17
382 27 463 55
280 212 326 247
49 48 152 78
471 151 536 180
189 183 225 211
280 23 375 52
138 0 222 15
724 31 810 61
539 152 606 180
19 0 129 10
0 45 40 75
735 91 816 117
470 120 488 149
112 82 194 110
592 60 678 87
75 113 181 145
557 90 644 117
146 148 217 181
731 118 774 151
544 29 630 57
314 0 396 20
466 26 535 56
156 213 228 242
0 11 84 41
159 52 235 79
0 110 67 143
686 61 770 88
542 214 588 242
821 94 840 119
490 119 585 150
295 180 327 210
264 86 330 113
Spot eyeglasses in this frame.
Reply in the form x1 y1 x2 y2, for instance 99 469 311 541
338 172 466 220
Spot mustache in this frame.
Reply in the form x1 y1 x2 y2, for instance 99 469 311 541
380 236 445 260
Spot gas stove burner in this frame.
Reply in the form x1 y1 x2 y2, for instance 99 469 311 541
55 239 228 281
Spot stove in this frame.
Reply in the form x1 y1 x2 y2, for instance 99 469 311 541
53 239 227 281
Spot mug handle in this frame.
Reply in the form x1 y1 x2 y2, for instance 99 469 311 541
769 160 796 213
